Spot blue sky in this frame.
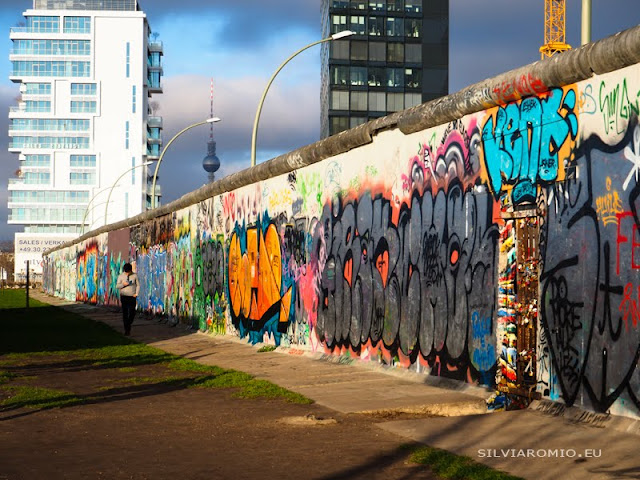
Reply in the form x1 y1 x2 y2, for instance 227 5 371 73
0 0 639 240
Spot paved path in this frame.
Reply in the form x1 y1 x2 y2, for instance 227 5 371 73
32 291 640 480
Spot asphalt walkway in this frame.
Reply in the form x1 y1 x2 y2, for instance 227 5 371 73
32 290 640 480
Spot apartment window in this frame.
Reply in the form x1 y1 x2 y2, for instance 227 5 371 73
330 66 349 85
12 61 90 77
405 44 422 63
331 40 349 60
350 91 368 111
70 172 96 185
125 192 129 217
350 16 366 35
131 157 136 184
405 0 421 12
26 16 59 33
405 68 421 88
70 155 96 167
405 93 422 108
405 19 421 38
368 67 385 87
369 0 385 11
70 101 96 113
368 17 384 36
126 42 130 78
368 91 386 111
387 0 403 12
23 172 51 184
132 85 137 113
10 119 89 131
63 16 90 34
332 0 349 7
350 66 367 86
350 41 367 60
70 83 96 95
386 17 404 36
387 68 404 87
369 42 385 61
13 39 90 56
387 43 404 62
125 121 130 149
23 155 50 167
330 116 349 135
24 83 51 95
331 15 348 34
351 0 367 9
331 91 349 110
387 92 404 111
25 101 51 112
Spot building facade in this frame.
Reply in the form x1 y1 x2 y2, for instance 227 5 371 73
7 0 163 280
321 0 448 138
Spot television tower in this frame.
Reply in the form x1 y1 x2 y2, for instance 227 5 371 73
202 78 220 182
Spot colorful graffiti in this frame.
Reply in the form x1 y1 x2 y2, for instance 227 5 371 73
44 64 640 419
482 87 578 205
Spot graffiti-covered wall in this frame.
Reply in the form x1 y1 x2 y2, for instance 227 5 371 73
44 30 640 419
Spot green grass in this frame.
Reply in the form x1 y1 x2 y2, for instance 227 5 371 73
0 288 48 309
1 385 83 410
0 370 17 385
0 301 313 405
404 444 524 480
257 345 277 353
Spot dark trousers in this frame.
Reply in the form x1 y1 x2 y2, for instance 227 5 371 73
121 295 137 334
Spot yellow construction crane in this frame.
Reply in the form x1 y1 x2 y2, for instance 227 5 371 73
540 0 571 59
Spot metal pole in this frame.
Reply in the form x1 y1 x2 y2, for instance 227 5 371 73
581 0 592 45
150 120 212 209
104 161 153 227
250 37 331 168
26 260 29 308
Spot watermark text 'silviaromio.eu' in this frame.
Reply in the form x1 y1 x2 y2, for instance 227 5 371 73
477 449 601 458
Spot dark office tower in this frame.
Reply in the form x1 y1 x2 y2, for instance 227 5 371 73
320 0 448 138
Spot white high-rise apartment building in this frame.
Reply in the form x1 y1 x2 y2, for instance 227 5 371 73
7 0 163 280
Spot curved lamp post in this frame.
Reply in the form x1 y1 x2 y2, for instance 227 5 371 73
151 117 221 209
80 186 116 234
104 161 154 227
80 200 109 233
250 30 354 167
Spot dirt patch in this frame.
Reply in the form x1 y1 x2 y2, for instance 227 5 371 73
0 352 439 480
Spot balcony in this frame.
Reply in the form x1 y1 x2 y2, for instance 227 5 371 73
148 41 163 53
147 116 163 129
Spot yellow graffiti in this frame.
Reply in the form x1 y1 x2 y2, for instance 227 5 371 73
596 177 624 227
268 187 293 211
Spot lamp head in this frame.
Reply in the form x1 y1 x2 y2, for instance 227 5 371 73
206 117 221 123
331 30 355 40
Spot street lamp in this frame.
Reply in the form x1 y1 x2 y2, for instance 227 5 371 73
250 30 354 167
80 186 115 234
151 117 221 208
104 161 154 227
80 200 109 233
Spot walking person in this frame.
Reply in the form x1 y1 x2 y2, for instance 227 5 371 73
116 263 140 335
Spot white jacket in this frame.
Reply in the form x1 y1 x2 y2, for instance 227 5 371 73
116 272 140 297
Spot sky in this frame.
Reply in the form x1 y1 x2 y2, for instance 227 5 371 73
0 0 639 240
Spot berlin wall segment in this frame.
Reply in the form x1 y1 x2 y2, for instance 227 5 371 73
43 57 640 419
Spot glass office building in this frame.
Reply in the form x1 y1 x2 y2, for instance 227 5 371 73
321 0 448 137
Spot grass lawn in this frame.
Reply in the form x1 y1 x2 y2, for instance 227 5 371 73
0 291 311 406
0 288 48 309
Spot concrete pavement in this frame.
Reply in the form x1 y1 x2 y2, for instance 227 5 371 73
31 290 640 480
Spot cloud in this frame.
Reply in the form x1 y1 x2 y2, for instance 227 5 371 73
153 73 320 203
